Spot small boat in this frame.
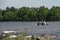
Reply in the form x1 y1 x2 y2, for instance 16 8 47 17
36 21 48 26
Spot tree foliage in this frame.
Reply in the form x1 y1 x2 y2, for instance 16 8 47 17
0 6 60 21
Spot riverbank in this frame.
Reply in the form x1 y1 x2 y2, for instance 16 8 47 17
0 31 57 40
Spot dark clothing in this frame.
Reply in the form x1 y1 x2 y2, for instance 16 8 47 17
37 22 39 26
36 38 40 40
41 22 44 25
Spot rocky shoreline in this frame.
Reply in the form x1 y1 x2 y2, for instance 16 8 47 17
0 31 57 40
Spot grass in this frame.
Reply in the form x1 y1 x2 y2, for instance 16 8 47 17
1 35 31 40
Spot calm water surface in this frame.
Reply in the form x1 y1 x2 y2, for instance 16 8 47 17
0 22 60 36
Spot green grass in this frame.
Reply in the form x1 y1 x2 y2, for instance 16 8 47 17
1 36 31 40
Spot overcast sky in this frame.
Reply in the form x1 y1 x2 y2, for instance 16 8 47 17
0 0 60 9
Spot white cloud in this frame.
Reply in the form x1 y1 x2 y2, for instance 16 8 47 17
0 0 60 9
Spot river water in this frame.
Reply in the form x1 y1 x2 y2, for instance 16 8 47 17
0 22 60 36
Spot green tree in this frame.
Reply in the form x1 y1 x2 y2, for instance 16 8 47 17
28 8 37 21
0 9 3 21
46 6 60 21
55 7 60 21
0 14 3 21
6 7 10 11
4 11 17 21
2 10 6 16
37 6 48 21
18 7 30 21
0 6 60 21
10 7 16 12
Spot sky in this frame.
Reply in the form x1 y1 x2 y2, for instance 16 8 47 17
0 0 60 9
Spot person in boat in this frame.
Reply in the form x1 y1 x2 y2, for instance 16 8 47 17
37 22 40 26
41 21 47 25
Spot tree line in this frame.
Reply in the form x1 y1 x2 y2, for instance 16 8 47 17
0 6 60 21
